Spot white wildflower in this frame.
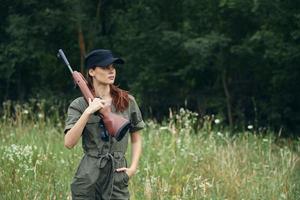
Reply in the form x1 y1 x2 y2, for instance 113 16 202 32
247 125 253 130
3 144 35 174
214 119 221 124
263 138 269 142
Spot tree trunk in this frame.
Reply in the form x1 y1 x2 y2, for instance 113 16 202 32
5 77 10 100
222 69 233 130
78 26 86 74
17 68 25 100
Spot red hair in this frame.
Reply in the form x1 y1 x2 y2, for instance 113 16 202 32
86 70 129 112
110 84 129 112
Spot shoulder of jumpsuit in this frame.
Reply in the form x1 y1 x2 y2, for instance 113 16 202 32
128 94 136 104
127 94 137 112
129 94 143 108
69 96 101 124
127 94 146 128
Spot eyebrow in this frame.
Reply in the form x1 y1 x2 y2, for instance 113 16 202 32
104 64 115 68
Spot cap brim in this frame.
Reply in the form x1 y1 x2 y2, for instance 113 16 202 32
97 57 124 67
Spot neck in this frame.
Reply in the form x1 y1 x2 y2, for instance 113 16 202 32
94 83 111 99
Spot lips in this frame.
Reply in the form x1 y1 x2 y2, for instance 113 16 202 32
108 76 115 80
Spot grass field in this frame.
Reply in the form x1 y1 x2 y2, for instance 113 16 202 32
0 106 300 199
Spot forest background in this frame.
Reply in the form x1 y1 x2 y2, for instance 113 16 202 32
0 0 300 136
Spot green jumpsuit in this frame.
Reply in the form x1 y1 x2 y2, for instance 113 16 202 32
64 95 145 200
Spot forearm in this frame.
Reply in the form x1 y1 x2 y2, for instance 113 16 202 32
130 132 142 170
64 110 91 148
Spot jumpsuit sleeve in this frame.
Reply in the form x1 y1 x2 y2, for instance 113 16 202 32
64 98 84 134
129 96 146 133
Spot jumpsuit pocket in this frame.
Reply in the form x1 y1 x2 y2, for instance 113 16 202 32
85 116 100 134
114 156 130 187
114 171 129 187
86 115 101 129
122 172 129 185
85 116 103 141
71 155 100 198
87 115 101 124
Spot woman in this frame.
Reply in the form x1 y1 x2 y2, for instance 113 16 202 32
64 49 145 200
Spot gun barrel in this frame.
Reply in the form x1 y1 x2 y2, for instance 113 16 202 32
57 49 74 74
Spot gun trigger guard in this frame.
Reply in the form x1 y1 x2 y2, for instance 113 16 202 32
73 80 77 89
99 113 104 118
94 111 104 119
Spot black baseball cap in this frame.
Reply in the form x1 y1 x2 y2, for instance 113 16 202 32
85 49 124 69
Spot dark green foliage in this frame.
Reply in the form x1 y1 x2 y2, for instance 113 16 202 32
0 0 299 135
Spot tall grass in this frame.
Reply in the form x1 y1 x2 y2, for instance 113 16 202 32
0 101 299 199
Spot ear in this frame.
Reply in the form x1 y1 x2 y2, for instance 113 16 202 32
88 68 95 77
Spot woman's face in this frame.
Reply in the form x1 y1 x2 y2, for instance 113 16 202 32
89 64 116 85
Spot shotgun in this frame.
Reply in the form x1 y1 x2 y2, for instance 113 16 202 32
57 49 130 141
